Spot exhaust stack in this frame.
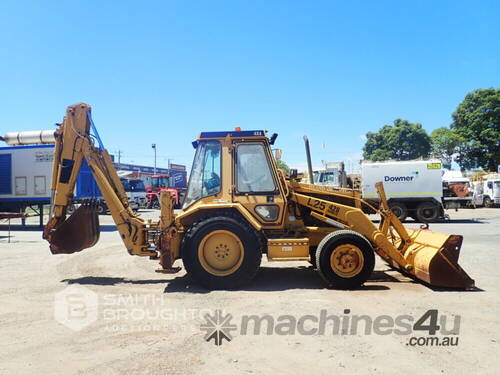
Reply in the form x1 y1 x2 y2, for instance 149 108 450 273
303 136 314 184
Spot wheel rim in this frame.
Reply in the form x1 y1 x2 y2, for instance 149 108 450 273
330 244 364 278
198 230 244 276
391 206 403 218
421 206 436 219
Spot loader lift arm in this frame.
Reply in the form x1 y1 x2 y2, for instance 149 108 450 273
43 103 157 257
290 183 475 289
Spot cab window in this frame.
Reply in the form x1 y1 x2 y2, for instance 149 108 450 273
183 141 221 208
236 143 276 193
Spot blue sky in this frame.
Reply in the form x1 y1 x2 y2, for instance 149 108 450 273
0 0 498 172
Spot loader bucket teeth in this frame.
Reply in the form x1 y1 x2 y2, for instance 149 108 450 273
48 201 100 254
403 229 475 289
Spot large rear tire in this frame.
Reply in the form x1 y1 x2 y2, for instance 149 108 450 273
66 204 76 215
96 203 106 215
152 198 160 209
315 230 375 289
483 197 492 208
181 214 262 289
389 201 408 221
415 202 440 222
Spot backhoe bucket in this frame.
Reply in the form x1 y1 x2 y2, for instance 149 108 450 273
48 201 100 254
401 228 475 289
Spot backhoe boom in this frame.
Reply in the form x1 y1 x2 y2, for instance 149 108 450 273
43 103 157 257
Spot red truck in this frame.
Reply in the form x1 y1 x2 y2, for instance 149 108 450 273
146 174 185 209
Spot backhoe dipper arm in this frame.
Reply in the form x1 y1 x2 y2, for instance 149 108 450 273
43 103 155 257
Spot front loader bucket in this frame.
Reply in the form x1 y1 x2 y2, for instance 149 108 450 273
402 228 475 289
48 201 100 254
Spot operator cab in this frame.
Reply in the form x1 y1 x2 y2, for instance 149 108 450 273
182 130 284 224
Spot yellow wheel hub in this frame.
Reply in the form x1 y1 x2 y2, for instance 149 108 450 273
330 244 364 278
198 230 244 276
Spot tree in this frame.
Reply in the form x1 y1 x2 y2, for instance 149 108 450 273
275 159 290 174
363 119 431 161
430 127 462 169
451 88 500 171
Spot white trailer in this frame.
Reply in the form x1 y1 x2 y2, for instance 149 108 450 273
0 145 53 225
361 159 444 222
0 145 53 205
0 145 103 222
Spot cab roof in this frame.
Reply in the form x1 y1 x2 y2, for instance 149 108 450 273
198 130 267 140
192 130 270 148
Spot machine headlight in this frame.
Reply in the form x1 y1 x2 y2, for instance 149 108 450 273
255 205 279 221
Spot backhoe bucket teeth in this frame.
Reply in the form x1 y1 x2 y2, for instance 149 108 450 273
401 229 475 289
48 201 100 254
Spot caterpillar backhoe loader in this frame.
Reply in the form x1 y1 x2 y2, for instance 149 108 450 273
43 103 475 290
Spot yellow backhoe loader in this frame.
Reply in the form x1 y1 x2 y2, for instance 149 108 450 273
43 103 474 290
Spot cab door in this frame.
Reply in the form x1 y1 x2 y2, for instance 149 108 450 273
232 141 286 227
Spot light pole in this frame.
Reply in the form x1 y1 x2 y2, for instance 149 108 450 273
152 143 157 174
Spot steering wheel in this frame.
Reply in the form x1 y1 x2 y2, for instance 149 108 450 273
203 173 220 194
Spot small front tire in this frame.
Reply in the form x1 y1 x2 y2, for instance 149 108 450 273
315 230 375 289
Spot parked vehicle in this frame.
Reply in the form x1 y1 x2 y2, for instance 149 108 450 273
0 144 149 218
472 174 500 207
313 162 348 188
442 170 473 209
0 144 100 222
146 174 186 209
361 160 444 222
121 178 147 209
44 103 474 290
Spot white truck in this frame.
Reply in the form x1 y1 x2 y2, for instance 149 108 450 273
119 176 148 209
361 159 444 222
472 174 500 207
313 161 348 188
442 170 473 209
